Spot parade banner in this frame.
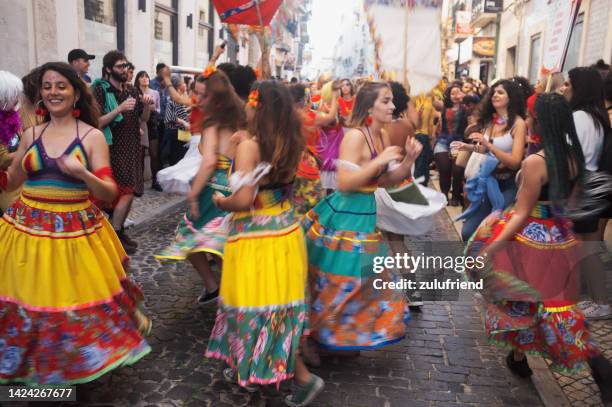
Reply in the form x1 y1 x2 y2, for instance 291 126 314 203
541 0 582 74
213 0 282 26
365 0 443 95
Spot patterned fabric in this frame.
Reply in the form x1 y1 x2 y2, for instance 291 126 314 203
465 203 600 373
93 83 144 196
293 148 323 217
156 155 232 260
0 131 150 384
206 186 307 387
303 190 407 350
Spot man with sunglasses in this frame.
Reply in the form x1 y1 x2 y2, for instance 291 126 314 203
92 50 154 254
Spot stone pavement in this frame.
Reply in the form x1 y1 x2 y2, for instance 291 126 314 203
59 203 543 407
548 251 612 407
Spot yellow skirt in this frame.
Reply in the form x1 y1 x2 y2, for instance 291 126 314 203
220 201 307 309
0 196 150 385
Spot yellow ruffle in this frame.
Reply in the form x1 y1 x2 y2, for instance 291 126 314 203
0 201 129 310
220 218 307 309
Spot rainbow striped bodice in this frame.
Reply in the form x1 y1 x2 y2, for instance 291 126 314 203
21 135 90 203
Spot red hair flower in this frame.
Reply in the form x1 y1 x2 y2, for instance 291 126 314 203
203 65 216 79
247 90 259 108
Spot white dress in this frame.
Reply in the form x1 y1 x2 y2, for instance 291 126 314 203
156 135 202 195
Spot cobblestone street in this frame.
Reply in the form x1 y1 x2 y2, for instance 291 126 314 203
62 203 544 407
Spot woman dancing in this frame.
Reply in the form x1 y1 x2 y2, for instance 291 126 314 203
465 93 611 405
0 62 150 384
206 81 324 406
303 82 419 354
156 71 245 306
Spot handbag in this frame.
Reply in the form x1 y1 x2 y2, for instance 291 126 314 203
455 150 472 168
177 129 191 142
464 151 487 180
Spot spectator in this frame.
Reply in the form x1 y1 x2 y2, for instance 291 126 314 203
91 50 153 253
68 48 95 84
164 74 190 166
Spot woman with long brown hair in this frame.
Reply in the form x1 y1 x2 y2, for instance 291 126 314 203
0 62 150 384
303 82 420 355
156 70 245 306
206 81 324 406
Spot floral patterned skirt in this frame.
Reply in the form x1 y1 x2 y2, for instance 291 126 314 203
292 149 322 218
156 169 230 260
466 204 600 373
205 199 307 387
0 196 150 384
302 191 407 350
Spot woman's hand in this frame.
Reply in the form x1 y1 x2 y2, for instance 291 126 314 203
404 137 423 163
374 146 403 168
469 132 490 147
187 192 200 219
57 155 87 180
212 191 225 209
450 141 472 152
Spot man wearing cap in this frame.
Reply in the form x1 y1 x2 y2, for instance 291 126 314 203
68 48 95 84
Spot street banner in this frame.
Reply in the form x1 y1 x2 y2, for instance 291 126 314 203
455 11 474 35
541 0 582 74
213 0 282 26
364 0 443 95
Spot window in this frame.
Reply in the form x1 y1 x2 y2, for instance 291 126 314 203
197 0 214 67
505 46 516 78
528 34 542 83
84 0 116 26
563 13 584 72
154 1 178 66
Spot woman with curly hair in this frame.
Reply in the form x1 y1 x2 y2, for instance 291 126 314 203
453 79 526 241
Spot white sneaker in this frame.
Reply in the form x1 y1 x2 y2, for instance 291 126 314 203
583 304 612 320
124 217 135 228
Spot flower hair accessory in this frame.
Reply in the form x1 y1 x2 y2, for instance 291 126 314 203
203 65 216 79
247 90 258 108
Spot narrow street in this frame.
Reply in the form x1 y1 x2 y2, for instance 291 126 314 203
68 203 543 407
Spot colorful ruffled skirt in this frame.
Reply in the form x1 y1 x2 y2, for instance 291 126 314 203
0 196 151 384
466 204 600 373
156 164 231 260
205 192 307 387
292 148 323 217
303 189 407 349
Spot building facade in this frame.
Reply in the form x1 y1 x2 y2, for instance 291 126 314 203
0 0 312 80
441 0 612 84
0 0 265 78
331 5 375 79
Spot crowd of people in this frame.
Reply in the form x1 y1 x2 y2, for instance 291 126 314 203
0 43 611 406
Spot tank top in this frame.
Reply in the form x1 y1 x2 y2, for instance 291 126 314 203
21 122 93 203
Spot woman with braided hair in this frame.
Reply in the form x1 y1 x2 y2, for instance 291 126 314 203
465 93 611 405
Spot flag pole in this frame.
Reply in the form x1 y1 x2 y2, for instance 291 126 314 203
402 1 408 88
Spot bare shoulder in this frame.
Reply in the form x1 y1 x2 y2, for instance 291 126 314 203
343 128 366 144
522 153 546 174
230 129 252 144
512 116 527 132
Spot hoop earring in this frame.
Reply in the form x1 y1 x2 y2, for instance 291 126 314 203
35 100 47 117
72 101 81 118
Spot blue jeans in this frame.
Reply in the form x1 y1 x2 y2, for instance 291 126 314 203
461 177 517 241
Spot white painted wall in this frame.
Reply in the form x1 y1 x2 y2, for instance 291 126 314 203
54 0 79 64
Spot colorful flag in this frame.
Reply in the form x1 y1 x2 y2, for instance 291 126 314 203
213 0 282 26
